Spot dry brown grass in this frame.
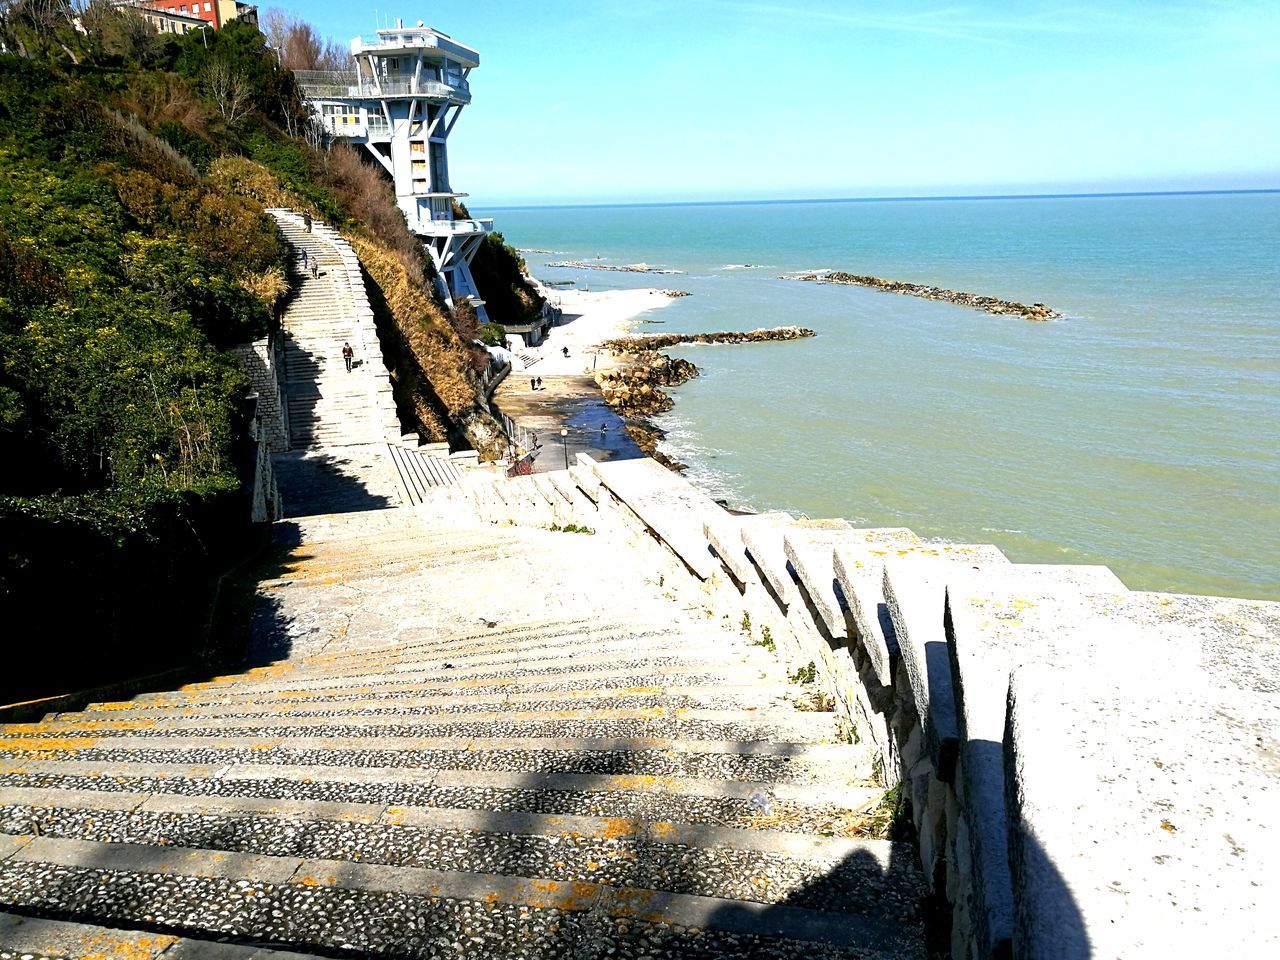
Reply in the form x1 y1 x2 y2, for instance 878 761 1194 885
238 267 288 303
123 74 211 139
347 233 479 415
207 156 301 210
748 791 894 839
313 144 417 261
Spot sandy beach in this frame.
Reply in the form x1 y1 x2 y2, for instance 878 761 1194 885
518 286 675 374
491 285 675 471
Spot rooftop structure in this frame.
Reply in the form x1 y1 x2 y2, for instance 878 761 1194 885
295 19 493 319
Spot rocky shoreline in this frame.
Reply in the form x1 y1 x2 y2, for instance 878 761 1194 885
547 259 684 275
787 271 1060 321
594 326 816 471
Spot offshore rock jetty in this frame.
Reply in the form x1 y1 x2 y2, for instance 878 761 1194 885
547 259 685 275
788 271 1061 321
600 325 815 353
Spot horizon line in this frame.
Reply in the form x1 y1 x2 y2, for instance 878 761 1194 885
478 187 1280 212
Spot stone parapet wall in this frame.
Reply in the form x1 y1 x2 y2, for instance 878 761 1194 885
248 418 280 522
229 338 288 453
431 456 1280 958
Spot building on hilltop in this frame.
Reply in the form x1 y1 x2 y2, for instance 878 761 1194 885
119 0 258 35
293 19 494 321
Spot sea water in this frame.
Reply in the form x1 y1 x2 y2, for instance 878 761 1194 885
478 193 1280 600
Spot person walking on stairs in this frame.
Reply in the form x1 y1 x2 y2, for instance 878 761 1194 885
342 342 354 373
303 211 312 233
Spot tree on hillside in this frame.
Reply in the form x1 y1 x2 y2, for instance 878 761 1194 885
205 56 251 123
262 7 348 71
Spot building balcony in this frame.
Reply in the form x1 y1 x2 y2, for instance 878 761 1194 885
353 29 480 68
314 114 391 140
418 218 494 238
295 71 471 105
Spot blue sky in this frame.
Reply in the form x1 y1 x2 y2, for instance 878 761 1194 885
286 1 1280 205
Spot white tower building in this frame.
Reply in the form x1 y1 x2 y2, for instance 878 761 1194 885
295 20 493 319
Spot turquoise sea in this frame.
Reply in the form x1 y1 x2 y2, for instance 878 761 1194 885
478 192 1280 601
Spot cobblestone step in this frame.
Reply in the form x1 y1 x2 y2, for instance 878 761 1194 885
82 682 800 721
166 655 786 700
0 764 882 831
201 633 774 687
129 662 787 709
0 835 923 958
0 735 866 786
10 710 838 747
0 794 920 918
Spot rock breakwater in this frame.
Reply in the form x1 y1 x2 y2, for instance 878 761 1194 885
788 272 1060 321
600 325 815 353
547 259 684 275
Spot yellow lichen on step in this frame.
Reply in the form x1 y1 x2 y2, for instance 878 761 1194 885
600 818 641 840
0 737 97 753
75 933 180 960
3 719 155 734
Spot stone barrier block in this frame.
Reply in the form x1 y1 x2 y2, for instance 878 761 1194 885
705 511 794 586
1006 651 1280 958
781 520 857 639
589 457 723 580
741 515 808 607
944 566 1129 959
835 534 1001 686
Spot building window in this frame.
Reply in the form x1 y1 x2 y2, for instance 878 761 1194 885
204 1 211 9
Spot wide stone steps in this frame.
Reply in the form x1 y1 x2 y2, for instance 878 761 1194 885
0 835 921 959
184 629 777 686
267 210 402 487
0 732 864 785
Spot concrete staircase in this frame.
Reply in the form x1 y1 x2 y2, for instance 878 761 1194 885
0 504 927 959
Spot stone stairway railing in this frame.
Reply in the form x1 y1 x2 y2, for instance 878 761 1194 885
413 455 1280 958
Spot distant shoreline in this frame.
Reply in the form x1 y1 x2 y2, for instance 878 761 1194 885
483 187 1280 213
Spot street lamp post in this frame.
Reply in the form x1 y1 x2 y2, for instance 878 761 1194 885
560 428 570 470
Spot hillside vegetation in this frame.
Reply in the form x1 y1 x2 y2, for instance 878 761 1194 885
0 4 522 701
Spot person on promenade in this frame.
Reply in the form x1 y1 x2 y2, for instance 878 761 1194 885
530 378 536 390
535 376 542 389
342 342 354 372
562 346 570 358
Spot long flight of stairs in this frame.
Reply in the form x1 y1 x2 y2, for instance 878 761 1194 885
0 506 927 959
265 213 408 517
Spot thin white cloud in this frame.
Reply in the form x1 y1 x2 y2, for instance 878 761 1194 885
685 1 1258 47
